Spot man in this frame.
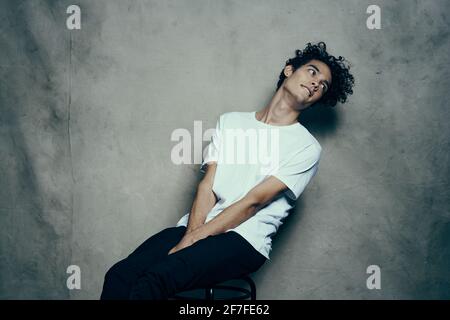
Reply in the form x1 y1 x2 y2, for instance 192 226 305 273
100 42 355 300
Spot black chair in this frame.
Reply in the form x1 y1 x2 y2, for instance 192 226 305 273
171 275 257 300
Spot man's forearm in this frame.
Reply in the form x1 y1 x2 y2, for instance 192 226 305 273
185 183 217 234
189 195 260 242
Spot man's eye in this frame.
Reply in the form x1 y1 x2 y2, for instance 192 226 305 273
309 69 315 75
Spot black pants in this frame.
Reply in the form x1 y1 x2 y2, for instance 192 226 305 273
100 226 267 300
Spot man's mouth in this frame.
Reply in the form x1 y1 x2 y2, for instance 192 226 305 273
301 85 312 97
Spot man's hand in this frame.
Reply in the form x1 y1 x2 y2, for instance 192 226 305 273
167 233 197 255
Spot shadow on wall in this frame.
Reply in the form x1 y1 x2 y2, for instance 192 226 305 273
418 221 450 299
299 102 340 136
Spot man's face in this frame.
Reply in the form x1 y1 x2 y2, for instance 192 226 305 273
282 59 332 110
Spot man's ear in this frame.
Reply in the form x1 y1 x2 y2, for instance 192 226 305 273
283 65 294 78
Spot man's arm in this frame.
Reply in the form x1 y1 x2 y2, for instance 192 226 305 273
185 162 218 234
188 176 288 242
168 175 288 255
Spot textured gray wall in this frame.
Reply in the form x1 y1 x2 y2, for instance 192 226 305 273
1 0 449 299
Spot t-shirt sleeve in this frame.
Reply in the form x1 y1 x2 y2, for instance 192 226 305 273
272 143 322 201
200 114 224 173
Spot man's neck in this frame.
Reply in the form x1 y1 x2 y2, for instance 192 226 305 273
257 89 301 126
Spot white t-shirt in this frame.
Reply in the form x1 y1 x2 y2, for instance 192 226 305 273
175 111 322 260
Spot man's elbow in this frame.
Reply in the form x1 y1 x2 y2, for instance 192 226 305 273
244 188 285 210
242 192 264 210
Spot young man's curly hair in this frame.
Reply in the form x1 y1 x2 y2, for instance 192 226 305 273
276 42 355 108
